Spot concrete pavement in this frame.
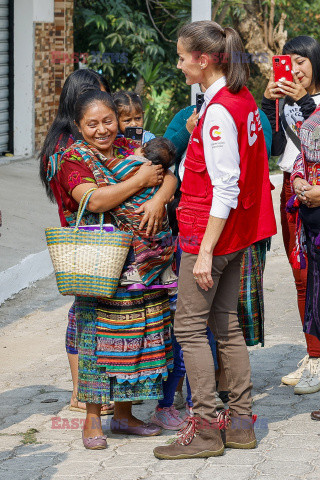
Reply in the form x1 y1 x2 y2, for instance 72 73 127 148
0 162 320 479
0 156 59 303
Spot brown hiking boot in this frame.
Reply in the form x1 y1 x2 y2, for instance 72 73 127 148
223 409 257 449
153 414 226 460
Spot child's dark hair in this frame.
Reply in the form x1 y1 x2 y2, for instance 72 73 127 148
283 36 320 89
178 21 249 93
113 91 144 116
74 90 117 126
142 137 176 170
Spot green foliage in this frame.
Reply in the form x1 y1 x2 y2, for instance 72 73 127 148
74 0 191 133
269 156 281 173
284 0 320 40
74 0 320 137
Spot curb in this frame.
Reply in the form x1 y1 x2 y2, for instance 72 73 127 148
0 250 53 304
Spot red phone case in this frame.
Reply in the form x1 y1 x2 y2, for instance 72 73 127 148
272 55 293 83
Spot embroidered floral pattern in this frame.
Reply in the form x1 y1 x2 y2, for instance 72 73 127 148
68 171 82 191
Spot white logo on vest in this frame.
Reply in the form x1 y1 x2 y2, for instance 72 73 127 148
247 111 258 146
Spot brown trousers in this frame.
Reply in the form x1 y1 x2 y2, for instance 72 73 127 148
174 250 253 421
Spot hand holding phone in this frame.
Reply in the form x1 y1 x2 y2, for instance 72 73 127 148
273 55 308 102
272 55 293 132
124 126 143 145
272 55 293 83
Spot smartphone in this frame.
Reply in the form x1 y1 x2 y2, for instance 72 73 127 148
272 55 293 83
196 93 205 113
124 126 143 144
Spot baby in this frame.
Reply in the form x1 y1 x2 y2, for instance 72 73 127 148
129 137 176 170
118 137 177 288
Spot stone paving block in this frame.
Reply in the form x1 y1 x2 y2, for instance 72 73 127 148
256 429 281 445
152 458 204 474
91 466 149 480
0 414 48 435
0 467 43 480
45 460 101 477
101 454 155 469
144 476 195 480
37 427 79 442
16 442 70 456
198 464 255 480
255 460 314 476
116 442 158 455
264 446 317 462
305 466 320 479
203 449 264 466
284 418 320 434
0 435 22 452
62 449 114 462
255 476 301 480
274 434 320 450
254 395 300 407
0 452 57 471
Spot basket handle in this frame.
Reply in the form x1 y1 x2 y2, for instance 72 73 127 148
74 188 104 231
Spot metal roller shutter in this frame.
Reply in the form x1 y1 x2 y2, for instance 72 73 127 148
0 0 9 154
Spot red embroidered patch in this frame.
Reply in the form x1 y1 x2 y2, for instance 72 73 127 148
68 171 81 190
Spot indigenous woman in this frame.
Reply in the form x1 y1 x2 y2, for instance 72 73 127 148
40 69 113 415
290 105 320 419
48 90 176 449
154 20 276 460
262 36 320 394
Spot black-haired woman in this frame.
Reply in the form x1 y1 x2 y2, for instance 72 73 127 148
40 69 113 415
262 36 320 395
46 89 177 449
154 21 276 460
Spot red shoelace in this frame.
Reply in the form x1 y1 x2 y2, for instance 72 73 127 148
176 409 231 446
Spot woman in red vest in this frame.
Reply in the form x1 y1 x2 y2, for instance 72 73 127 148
154 20 276 460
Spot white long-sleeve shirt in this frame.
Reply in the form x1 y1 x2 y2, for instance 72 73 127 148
179 76 240 219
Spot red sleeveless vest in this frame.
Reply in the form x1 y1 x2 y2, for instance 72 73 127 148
177 86 277 256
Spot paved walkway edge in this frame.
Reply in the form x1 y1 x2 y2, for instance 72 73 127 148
0 250 53 304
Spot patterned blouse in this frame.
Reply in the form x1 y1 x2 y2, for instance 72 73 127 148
56 137 138 213
291 107 320 188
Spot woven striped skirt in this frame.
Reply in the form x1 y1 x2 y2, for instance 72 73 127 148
237 240 269 346
95 288 173 381
76 289 173 404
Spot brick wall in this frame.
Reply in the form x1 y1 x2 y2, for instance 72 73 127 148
34 1 74 152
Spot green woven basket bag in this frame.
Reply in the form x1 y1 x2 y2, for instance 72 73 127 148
45 188 132 298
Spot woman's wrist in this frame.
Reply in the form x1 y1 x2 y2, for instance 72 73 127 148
153 189 170 206
155 172 177 205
